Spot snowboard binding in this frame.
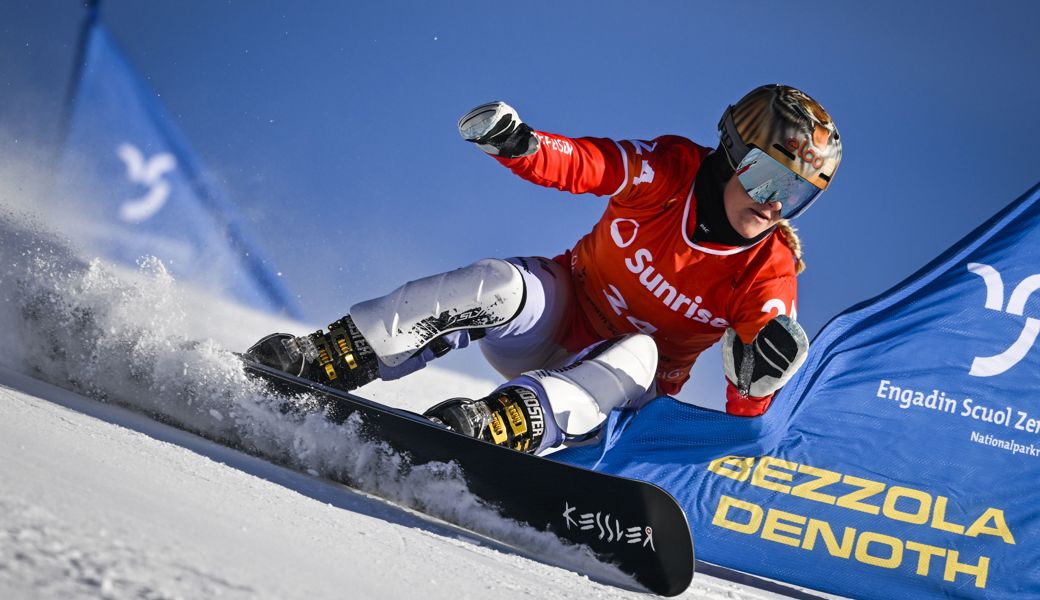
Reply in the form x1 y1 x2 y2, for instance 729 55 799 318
424 386 545 454
245 316 381 392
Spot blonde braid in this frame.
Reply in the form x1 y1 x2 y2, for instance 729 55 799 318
776 220 805 275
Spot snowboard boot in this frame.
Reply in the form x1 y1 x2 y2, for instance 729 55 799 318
424 386 546 454
245 315 381 391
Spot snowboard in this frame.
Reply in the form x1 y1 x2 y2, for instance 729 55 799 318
240 356 695 596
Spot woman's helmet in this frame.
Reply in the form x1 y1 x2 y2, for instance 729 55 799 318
718 84 842 219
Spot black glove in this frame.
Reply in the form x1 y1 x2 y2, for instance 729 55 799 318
458 101 539 158
722 315 809 398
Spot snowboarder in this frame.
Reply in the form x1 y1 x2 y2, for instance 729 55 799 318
247 84 842 455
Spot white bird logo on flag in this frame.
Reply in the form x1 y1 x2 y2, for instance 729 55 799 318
968 262 1040 377
116 143 177 223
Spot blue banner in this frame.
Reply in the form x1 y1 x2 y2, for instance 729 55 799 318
56 18 299 317
557 182 1040 598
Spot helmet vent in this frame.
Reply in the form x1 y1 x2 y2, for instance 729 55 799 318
772 143 796 160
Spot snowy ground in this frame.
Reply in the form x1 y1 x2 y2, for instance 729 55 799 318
0 204 806 599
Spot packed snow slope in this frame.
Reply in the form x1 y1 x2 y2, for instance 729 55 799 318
0 205 803 599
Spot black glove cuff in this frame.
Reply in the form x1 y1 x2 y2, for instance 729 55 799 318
473 122 536 158
497 123 536 158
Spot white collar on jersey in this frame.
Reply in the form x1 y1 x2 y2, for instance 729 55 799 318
681 181 772 255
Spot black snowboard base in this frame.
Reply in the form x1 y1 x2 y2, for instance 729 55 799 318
240 356 695 596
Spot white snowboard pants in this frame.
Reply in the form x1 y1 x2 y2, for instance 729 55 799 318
369 257 659 451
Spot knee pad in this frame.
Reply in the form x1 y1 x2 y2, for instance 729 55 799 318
350 259 526 367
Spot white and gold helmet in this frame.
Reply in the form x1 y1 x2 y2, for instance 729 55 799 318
718 84 842 219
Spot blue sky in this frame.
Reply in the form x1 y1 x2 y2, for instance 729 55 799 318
3 1 1040 396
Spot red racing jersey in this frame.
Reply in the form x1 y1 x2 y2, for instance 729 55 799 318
495 131 799 414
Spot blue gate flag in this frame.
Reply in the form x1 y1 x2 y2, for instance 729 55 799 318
556 182 1040 599
56 18 300 317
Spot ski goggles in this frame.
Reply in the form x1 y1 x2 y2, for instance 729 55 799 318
732 148 823 220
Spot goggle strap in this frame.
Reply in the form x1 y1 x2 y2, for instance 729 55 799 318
717 106 751 169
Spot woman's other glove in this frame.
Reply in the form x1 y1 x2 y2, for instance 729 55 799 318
458 101 539 158
721 315 809 416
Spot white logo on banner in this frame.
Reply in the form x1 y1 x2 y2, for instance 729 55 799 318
968 262 1040 377
116 143 177 223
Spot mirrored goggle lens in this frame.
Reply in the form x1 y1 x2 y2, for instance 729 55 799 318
734 148 822 219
